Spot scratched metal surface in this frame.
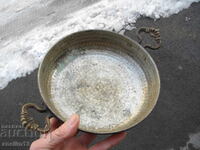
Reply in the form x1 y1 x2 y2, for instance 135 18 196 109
37 31 159 134
0 2 200 150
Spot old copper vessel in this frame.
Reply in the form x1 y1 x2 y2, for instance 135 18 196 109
20 29 161 134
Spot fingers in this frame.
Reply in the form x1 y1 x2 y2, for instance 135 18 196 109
89 132 127 150
50 117 61 132
49 114 80 147
30 114 80 150
40 117 60 139
78 133 96 146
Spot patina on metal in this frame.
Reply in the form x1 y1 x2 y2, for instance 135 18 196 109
20 103 51 133
20 29 161 134
136 27 161 50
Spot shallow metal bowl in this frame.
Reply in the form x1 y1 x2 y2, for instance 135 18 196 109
21 30 160 134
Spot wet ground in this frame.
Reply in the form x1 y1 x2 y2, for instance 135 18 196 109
0 2 200 150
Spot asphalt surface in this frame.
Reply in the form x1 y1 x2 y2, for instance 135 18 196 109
0 2 200 150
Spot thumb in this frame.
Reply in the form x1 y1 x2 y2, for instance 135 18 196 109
30 114 80 150
49 114 80 146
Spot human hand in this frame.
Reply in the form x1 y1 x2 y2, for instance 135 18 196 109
30 114 127 150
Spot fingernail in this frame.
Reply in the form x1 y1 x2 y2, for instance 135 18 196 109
68 114 79 127
123 132 127 135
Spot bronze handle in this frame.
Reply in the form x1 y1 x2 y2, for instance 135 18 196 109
136 27 161 50
20 103 51 134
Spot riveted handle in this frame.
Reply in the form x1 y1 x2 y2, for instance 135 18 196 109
20 103 51 134
136 27 161 50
